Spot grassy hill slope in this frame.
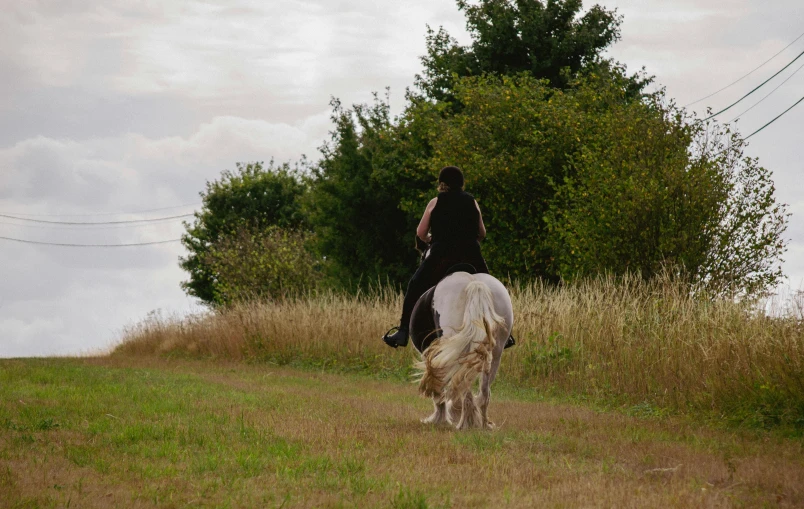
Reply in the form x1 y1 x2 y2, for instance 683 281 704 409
1 357 802 508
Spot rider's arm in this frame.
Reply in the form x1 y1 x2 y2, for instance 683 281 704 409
476 200 486 241
417 198 437 242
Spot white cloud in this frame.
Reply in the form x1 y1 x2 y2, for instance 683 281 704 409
0 112 330 357
608 1 794 86
105 0 467 107
128 115 315 167
1 0 802 357
0 113 326 213
0 261 197 358
0 136 125 205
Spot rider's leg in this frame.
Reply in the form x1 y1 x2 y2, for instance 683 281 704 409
383 256 440 348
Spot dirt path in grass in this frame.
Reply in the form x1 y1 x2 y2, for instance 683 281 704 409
1 356 802 508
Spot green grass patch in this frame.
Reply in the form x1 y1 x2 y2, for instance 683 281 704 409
0 359 459 508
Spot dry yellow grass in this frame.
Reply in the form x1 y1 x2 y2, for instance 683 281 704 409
114 277 804 428
116 286 407 373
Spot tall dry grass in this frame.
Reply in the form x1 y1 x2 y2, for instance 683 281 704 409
115 286 410 375
114 276 804 428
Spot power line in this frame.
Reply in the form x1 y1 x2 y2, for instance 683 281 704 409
0 212 194 225
744 94 804 140
0 202 201 218
0 217 188 231
706 93 804 160
685 29 804 107
728 59 804 123
0 235 182 247
703 48 804 121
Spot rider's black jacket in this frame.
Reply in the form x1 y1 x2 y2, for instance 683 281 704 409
398 190 488 329
429 190 480 248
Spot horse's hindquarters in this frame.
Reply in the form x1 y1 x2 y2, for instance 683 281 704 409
417 271 514 430
472 273 514 343
433 272 513 342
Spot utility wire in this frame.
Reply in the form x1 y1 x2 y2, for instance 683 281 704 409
703 48 804 121
0 218 186 231
0 212 194 225
707 93 804 160
0 236 182 247
744 94 804 140
0 202 201 218
728 59 804 123
685 29 804 107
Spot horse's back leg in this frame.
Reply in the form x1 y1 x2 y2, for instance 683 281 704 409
478 342 505 429
422 398 448 425
456 390 482 430
448 396 462 425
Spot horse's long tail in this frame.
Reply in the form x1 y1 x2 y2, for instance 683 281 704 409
417 279 506 401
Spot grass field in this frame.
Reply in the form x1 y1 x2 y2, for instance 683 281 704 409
1 356 802 508
116 277 804 430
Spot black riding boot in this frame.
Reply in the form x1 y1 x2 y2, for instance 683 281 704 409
382 326 409 348
383 256 436 349
504 334 516 349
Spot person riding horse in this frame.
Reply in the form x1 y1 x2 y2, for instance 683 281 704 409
382 166 514 349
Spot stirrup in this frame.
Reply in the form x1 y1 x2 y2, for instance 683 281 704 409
504 334 516 349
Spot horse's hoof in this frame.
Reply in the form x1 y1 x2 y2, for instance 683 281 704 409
421 414 446 425
485 421 496 430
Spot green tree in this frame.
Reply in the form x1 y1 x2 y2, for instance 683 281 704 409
306 0 646 286
416 0 641 102
242 0 785 297
180 161 307 304
423 73 788 294
201 225 322 305
305 96 428 287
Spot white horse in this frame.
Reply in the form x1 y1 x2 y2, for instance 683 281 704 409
410 271 514 430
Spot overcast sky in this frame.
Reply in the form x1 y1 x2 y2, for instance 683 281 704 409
1 0 802 357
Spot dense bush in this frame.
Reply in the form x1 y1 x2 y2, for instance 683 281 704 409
422 73 788 293
180 161 308 304
307 72 787 295
304 96 423 288
200 225 322 305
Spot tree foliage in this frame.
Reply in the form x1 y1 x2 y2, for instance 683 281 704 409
304 96 432 287
180 161 308 304
416 0 634 101
180 0 788 301
201 225 321 305
689 131 789 296
304 0 652 289
305 72 787 296
422 73 788 294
